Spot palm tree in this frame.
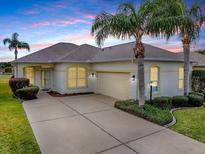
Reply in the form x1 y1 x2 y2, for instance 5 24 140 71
3 33 30 60
91 1 157 106
147 0 205 95
3 33 30 76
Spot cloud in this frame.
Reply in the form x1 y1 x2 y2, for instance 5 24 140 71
57 18 91 26
0 56 14 62
163 45 182 52
31 21 51 28
0 35 6 40
0 47 8 52
24 9 40 15
30 43 53 50
61 30 94 44
84 14 96 19
30 18 91 28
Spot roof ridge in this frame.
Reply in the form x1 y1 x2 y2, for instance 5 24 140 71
56 45 82 61
143 43 177 54
102 41 135 49
57 44 101 62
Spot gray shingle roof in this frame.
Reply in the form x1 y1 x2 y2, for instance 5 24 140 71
92 42 183 62
177 52 205 65
15 41 194 64
15 43 78 63
58 44 100 62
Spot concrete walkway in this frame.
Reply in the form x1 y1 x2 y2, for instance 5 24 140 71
23 92 205 154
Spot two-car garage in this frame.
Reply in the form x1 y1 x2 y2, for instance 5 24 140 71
96 72 130 100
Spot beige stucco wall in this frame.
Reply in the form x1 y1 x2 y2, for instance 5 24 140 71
53 63 93 94
17 61 192 100
91 60 191 99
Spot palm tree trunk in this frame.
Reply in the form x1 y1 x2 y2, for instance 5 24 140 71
182 36 191 96
134 42 145 106
15 49 18 60
15 49 18 77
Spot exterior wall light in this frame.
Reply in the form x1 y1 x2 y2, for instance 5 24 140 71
91 73 95 78
131 75 136 81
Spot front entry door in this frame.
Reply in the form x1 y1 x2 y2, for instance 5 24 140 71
41 70 51 90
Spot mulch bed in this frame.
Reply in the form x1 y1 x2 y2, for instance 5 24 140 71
47 91 94 97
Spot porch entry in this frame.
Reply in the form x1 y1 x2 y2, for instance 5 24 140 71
41 70 51 90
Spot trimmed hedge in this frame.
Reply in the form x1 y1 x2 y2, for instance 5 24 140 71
192 70 205 78
115 100 172 125
172 96 189 107
16 86 39 100
153 94 204 108
188 94 204 107
9 77 29 96
189 92 204 98
152 97 172 109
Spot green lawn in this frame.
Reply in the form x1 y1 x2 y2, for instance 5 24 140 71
171 108 205 143
0 75 40 154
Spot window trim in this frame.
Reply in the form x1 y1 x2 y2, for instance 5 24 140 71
178 66 184 90
150 66 160 93
67 65 88 89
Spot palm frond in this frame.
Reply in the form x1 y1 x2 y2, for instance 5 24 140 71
3 38 12 46
91 12 136 46
117 2 137 18
8 44 14 51
12 32 19 41
189 1 205 26
17 42 30 51
147 0 204 42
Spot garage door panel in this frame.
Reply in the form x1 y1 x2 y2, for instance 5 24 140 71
97 72 130 100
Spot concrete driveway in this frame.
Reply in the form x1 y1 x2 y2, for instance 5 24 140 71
23 92 205 154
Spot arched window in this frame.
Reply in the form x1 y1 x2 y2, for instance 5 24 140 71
150 66 159 92
67 65 87 88
178 66 184 89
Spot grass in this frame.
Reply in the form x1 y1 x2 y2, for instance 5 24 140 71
171 108 205 143
115 100 173 125
0 75 40 154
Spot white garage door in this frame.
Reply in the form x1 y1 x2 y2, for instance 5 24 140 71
96 72 130 100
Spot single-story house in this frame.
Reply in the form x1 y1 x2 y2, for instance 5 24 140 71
13 42 197 100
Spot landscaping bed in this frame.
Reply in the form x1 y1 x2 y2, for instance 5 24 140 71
48 91 94 97
0 75 40 153
115 100 173 125
115 93 205 143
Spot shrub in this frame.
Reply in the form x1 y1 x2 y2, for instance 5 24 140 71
189 92 204 99
115 100 173 125
172 96 189 107
188 94 204 107
192 70 205 78
192 70 205 92
152 96 172 109
9 78 29 96
16 86 39 100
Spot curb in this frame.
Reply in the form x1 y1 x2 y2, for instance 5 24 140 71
164 106 204 128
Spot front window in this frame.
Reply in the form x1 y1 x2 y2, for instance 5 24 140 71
67 65 87 88
178 67 184 89
24 67 34 84
150 66 159 93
